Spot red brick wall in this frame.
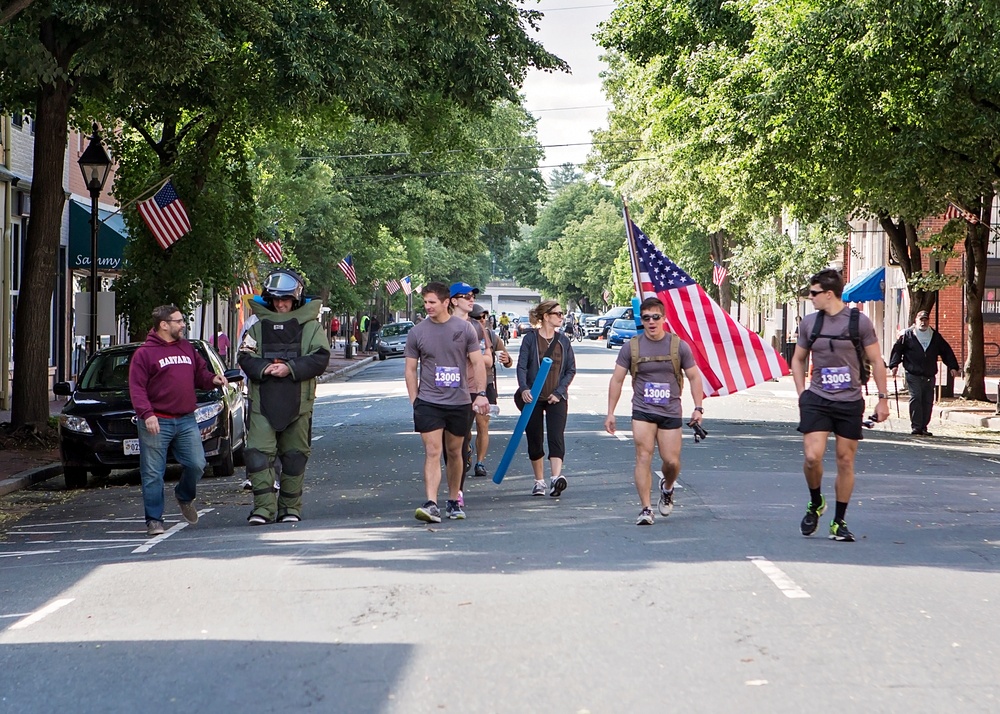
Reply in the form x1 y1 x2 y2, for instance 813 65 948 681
917 217 1000 375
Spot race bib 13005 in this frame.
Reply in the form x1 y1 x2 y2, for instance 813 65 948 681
435 366 461 388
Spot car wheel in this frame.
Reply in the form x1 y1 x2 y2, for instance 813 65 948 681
64 466 88 489
213 446 235 477
378 352 386 361
90 465 111 479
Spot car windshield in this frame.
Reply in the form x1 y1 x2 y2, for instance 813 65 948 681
382 323 412 338
78 343 216 390
612 319 635 329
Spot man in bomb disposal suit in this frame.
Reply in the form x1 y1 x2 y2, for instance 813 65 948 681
238 269 330 524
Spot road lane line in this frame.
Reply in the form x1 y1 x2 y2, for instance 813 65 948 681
312 435 324 441
615 431 630 442
747 556 810 599
332 422 343 428
131 508 213 554
0 550 61 559
9 598 74 630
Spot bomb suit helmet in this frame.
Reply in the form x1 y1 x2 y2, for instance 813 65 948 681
262 269 305 309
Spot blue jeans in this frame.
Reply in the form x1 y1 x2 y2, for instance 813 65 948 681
137 413 206 522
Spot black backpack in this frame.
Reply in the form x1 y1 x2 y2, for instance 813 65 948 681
805 308 871 390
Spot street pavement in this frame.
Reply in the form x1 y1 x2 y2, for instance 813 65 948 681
1 337 998 713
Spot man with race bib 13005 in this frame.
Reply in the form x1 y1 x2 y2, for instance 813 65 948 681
791 268 890 543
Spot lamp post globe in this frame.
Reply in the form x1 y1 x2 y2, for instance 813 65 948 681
77 125 112 357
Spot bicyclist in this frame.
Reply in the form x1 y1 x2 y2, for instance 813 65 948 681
498 312 511 343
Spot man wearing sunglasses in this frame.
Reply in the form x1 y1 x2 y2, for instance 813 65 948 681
605 297 704 526
791 268 890 542
469 303 511 480
888 310 960 436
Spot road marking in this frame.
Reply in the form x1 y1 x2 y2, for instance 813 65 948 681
0 550 61 559
747 556 810 598
9 598 74 630
312 435 325 441
332 422 344 428
615 431 630 442
131 508 214 554
349 412 359 417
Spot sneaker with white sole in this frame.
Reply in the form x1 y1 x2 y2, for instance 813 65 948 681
278 513 300 523
550 475 568 498
445 500 466 520
248 514 269 526
657 484 674 517
636 507 655 526
531 480 547 496
415 501 441 523
177 499 199 525
146 520 165 536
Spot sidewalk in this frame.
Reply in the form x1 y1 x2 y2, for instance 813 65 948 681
0 347 376 496
934 376 1000 430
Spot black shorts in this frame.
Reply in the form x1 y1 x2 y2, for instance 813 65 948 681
413 398 472 437
485 382 498 405
632 410 683 430
797 389 864 440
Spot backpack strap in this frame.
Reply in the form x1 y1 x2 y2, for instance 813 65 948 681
629 333 684 392
806 310 825 349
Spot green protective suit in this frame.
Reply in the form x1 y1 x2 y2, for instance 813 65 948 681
238 299 330 521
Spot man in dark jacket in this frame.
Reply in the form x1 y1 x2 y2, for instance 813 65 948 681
129 305 226 536
238 270 330 524
889 310 961 436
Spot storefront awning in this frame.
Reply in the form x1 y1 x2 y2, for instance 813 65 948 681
842 266 885 302
68 200 128 272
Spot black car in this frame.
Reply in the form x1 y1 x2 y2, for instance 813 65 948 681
53 340 246 489
585 306 633 339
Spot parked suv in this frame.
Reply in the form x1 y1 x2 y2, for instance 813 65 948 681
585 306 633 339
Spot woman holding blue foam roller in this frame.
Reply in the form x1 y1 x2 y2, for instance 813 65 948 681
516 300 577 497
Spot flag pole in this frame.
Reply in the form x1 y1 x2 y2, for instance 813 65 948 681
621 199 642 298
96 175 173 225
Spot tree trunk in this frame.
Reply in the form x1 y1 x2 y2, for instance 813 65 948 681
961 192 991 401
10 35 73 427
879 216 936 322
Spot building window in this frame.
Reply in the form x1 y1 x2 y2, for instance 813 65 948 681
12 112 22 128
984 258 1000 323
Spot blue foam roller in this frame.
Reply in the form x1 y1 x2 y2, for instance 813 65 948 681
492 356 553 484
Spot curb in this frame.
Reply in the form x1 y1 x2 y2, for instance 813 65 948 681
318 356 375 384
938 407 1000 430
0 462 63 498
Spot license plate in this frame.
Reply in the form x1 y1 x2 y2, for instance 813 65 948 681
124 438 140 456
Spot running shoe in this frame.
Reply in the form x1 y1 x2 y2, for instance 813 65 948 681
800 495 827 536
241 478 252 491
828 519 856 542
636 507 655 526
446 500 466 520
415 501 441 523
278 513 300 523
248 514 269 526
550 475 568 498
146 520 165 536
531 480 547 496
658 487 674 517
177 498 199 525
474 462 488 478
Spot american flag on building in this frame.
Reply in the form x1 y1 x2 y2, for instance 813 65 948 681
944 202 979 224
385 278 402 295
338 254 357 285
401 276 412 295
712 261 728 287
137 180 192 250
627 219 788 397
255 238 283 263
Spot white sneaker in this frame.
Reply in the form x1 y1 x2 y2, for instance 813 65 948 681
636 508 655 526
531 480 547 496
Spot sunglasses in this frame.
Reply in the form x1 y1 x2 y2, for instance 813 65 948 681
808 289 826 297
453 293 475 300
640 314 662 322
548 311 564 317
474 314 487 319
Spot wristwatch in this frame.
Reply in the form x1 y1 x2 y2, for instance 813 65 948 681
693 406 704 413
877 393 888 399
477 391 487 397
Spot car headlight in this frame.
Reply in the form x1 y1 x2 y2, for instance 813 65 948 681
194 402 224 424
60 415 93 434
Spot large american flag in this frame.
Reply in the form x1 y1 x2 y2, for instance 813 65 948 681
137 180 192 250
255 238 283 263
628 220 788 397
385 278 402 295
338 254 357 285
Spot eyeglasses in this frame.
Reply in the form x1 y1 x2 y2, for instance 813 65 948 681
808 289 826 297
548 311 564 317
640 314 663 322
167 318 187 324
474 314 487 319
453 293 475 300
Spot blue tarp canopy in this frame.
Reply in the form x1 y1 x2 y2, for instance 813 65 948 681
842 266 885 302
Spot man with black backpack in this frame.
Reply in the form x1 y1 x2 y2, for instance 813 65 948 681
791 268 890 542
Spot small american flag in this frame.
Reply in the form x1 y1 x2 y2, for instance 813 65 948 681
401 276 412 295
602 289 611 303
137 180 192 250
944 202 979 225
237 280 256 296
255 238 283 263
628 220 788 397
712 261 728 287
338 254 357 285
386 278 402 295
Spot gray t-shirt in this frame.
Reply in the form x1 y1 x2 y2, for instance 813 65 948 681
797 307 878 402
404 316 480 406
615 333 695 417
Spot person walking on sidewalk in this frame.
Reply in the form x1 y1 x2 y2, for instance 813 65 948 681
129 305 227 536
471 302 511 480
604 297 704 526
238 269 330 525
404 282 489 522
516 300 576 498
791 268 890 543
888 310 960 436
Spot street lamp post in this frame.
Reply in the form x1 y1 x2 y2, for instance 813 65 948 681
77 125 112 356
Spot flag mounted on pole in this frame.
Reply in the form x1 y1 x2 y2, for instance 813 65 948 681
137 180 192 250
712 261 728 286
944 202 979 224
625 218 788 397
255 238 283 263
401 276 413 295
386 278 402 295
338 254 357 285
